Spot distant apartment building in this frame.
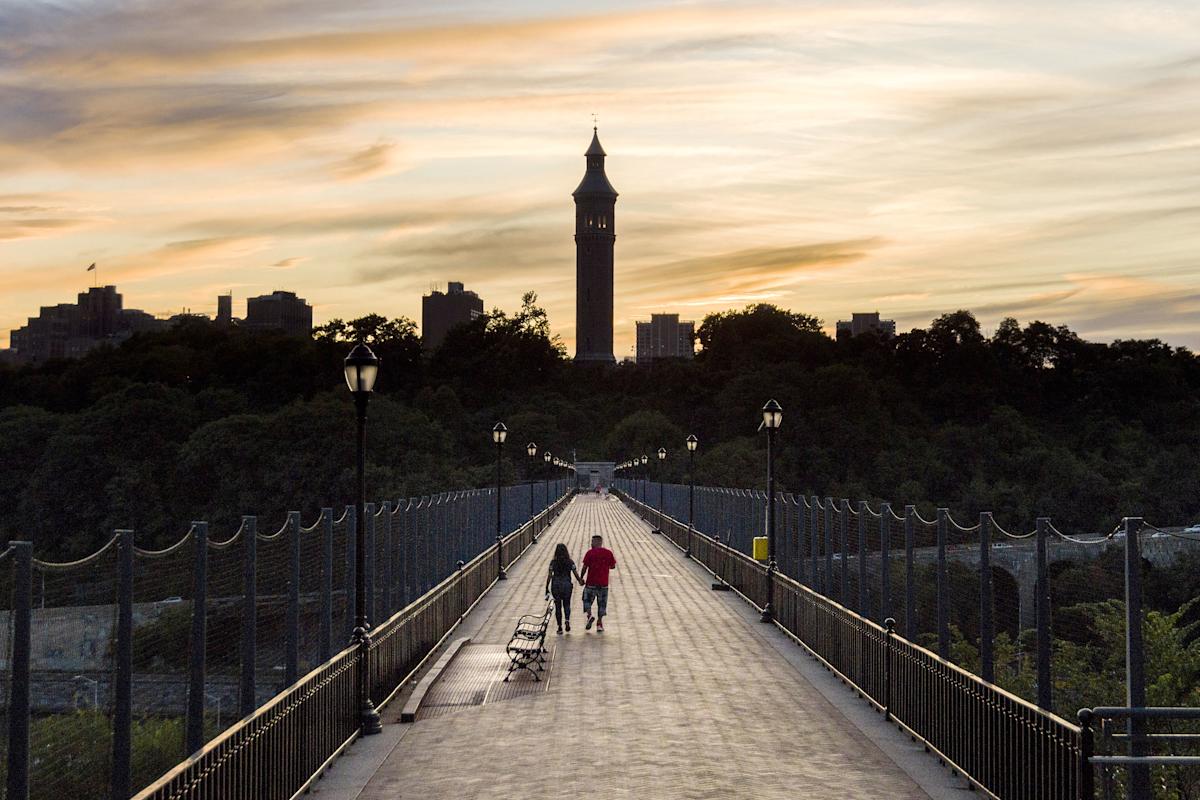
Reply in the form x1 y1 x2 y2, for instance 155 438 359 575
244 290 313 336
836 312 896 340
635 313 695 364
8 286 166 364
216 294 233 326
422 282 484 349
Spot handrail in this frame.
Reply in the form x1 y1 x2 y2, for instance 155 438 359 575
129 486 574 800
617 489 1082 800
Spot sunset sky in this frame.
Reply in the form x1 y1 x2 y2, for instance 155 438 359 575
2 0 1199 354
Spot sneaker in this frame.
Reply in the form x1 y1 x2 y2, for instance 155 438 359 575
597 620 605 633
565 621 571 632
556 627 563 635
585 614 595 630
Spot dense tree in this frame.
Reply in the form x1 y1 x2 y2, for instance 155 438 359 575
1 301 1198 559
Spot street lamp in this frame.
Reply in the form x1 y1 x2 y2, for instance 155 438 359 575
526 442 537 519
543 450 552 507
657 447 667 512
686 435 698 557
760 399 783 624
344 343 382 735
493 422 508 580
641 453 648 503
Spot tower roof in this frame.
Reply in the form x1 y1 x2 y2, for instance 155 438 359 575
573 127 618 198
585 127 606 157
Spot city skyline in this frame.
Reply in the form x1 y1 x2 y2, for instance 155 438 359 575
3 1 1200 353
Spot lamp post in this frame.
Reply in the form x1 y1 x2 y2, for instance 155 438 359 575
686 435 698 557
640 454 648 503
526 442 537 519
344 343 383 735
760 399 783 624
543 450 552 507
493 423 508 580
656 447 666 513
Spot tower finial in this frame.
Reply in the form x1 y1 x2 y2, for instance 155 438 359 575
591 112 598 130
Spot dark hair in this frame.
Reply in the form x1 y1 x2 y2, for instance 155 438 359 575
552 543 571 566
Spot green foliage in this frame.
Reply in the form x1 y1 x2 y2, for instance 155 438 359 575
1 303 1198 559
0 710 183 800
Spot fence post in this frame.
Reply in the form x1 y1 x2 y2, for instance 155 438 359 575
1078 708 1095 800
824 497 834 599
112 530 133 800
320 509 333 663
857 500 867 615
346 506 357 644
1035 517 1052 710
364 503 377 629
880 504 891 625
936 508 949 660
6 542 31 800
240 516 257 717
839 500 850 602
383 501 394 620
285 511 301 687
884 617 896 722
811 497 820 594
1123 517 1150 800
186 522 208 756
904 505 915 638
979 512 995 683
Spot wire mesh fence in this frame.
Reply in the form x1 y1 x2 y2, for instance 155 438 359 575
622 480 1199 799
626 479 1197 710
1 478 570 800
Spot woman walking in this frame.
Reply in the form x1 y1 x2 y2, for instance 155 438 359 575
545 543 583 634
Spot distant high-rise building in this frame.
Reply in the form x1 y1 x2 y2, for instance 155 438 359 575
836 312 896 340
9 285 164 363
574 128 617 364
422 281 484 349
216 294 233 326
635 314 695 364
244 290 312 336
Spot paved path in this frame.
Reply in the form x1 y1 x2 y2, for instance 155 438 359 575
355 494 932 799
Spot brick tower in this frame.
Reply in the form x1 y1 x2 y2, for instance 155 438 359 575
573 127 617 363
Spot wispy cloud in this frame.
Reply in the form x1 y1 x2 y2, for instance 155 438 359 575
2 1 1200 351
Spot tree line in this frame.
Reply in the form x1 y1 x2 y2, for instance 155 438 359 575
1 294 1197 560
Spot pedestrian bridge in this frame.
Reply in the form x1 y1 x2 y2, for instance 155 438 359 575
42 486 1166 800
316 493 946 799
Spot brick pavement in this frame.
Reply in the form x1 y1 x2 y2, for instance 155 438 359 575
355 493 931 799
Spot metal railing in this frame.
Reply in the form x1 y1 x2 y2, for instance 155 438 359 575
619 489 1083 800
1081 707 1200 800
129 490 572 800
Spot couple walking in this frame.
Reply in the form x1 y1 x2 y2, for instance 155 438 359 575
544 535 616 634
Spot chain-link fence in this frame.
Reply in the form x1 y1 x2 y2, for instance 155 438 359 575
622 479 1199 799
1 478 571 800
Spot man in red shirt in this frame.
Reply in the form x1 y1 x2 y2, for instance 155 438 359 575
580 534 617 632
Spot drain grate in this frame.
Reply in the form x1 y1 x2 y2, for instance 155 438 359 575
417 644 553 720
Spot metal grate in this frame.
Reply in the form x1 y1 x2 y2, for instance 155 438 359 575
417 644 553 720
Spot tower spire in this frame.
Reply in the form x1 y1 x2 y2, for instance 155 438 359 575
573 127 617 364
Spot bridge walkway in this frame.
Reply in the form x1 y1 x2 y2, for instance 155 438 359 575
331 493 956 799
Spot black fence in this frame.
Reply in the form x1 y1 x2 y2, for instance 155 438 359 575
617 487 1083 800
1 480 570 800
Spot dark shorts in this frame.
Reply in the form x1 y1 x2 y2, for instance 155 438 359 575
582 585 609 616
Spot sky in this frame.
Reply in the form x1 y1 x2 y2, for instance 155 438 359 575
2 0 1199 355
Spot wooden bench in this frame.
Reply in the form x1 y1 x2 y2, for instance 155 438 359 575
505 602 552 682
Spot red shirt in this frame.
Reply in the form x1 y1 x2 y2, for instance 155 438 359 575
582 547 617 587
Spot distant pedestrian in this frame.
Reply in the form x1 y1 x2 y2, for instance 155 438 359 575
580 534 617 632
545 543 583 634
